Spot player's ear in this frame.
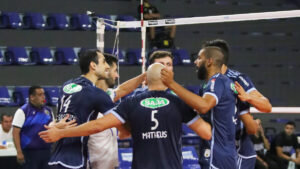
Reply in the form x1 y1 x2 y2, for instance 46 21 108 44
90 61 97 71
206 58 213 67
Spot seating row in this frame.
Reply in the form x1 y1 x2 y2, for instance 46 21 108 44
0 86 59 107
0 47 192 65
0 12 137 31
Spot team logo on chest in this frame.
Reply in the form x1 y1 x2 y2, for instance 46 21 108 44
140 97 169 109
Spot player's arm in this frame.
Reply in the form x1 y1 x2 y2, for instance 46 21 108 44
13 127 25 164
235 81 272 113
161 68 216 114
116 124 131 140
188 118 212 140
239 112 258 134
114 73 146 102
39 113 122 143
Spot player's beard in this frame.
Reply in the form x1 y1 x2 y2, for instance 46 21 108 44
197 62 208 80
105 76 116 88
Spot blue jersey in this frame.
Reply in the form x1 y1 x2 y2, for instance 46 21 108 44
49 76 115 169
111 90 199 169
225 69 256 158
16 103 53 150
202 73 237 169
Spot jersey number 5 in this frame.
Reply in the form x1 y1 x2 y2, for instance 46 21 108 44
151 110 159 130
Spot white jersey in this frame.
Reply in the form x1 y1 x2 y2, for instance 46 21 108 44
0 125 13 144
88 88 119 169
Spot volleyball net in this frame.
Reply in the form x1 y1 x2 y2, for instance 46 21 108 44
95 9 300 111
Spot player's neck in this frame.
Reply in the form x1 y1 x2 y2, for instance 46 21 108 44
206 67 221 81
83 73 98 85
221 64 228 74
148 84 168 91
96 80 109 91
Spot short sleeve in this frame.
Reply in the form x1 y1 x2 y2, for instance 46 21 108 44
12 108 25 128
237 99 250 116
203 77 224 105
237 74 256 93
94 89 116 114
179 100 198 125
110 98 131 124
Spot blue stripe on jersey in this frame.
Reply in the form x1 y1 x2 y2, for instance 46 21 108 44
209 109 215 168
110 111 125 123
186 115 200 126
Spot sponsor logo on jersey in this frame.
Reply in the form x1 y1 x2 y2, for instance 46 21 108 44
230 83 238 94
44 109 50 116
238 76 249 87
63 83 82 94
140 97 169 109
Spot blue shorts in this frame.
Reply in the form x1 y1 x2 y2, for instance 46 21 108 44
237 156 256 169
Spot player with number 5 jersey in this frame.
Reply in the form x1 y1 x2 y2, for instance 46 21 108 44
39 63 212 169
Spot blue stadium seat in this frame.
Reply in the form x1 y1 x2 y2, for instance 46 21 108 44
44 86 60 106
182 146 201 169
23 12 46 29
118 148 132 169
54 48 78 65
126 48 141 65
104 48 126 65
13 86 29 106
0 12 22 29
46 13 69 30
5 47 32 65
0 47 8 65
0 13 9 28
30 47 54 65
70 14 92 30
0 87 17 106
172 49 191 65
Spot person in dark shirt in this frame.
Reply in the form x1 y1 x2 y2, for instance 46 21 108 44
268 121 300 169
138 0 176 49
39 62 212 169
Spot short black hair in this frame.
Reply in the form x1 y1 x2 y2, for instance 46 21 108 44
0 113 13 121
29 86 43 96
203 46 225 68
202 39 230 65
79 49 101 74
148 51 173 65
286 121 296 127
103 53 118 66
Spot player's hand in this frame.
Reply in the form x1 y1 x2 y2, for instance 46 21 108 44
16 151 25 164
50 114 77 129
235 81 250 102
161 68 174 87
39 126 62 143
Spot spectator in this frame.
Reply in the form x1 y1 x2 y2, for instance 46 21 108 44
267 121 300 169
0 113 13 149
138 0 176 49
251 119 278 169
12 86 54 169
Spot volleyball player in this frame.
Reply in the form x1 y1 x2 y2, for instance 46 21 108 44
161 46 238 169
40 63 212 169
